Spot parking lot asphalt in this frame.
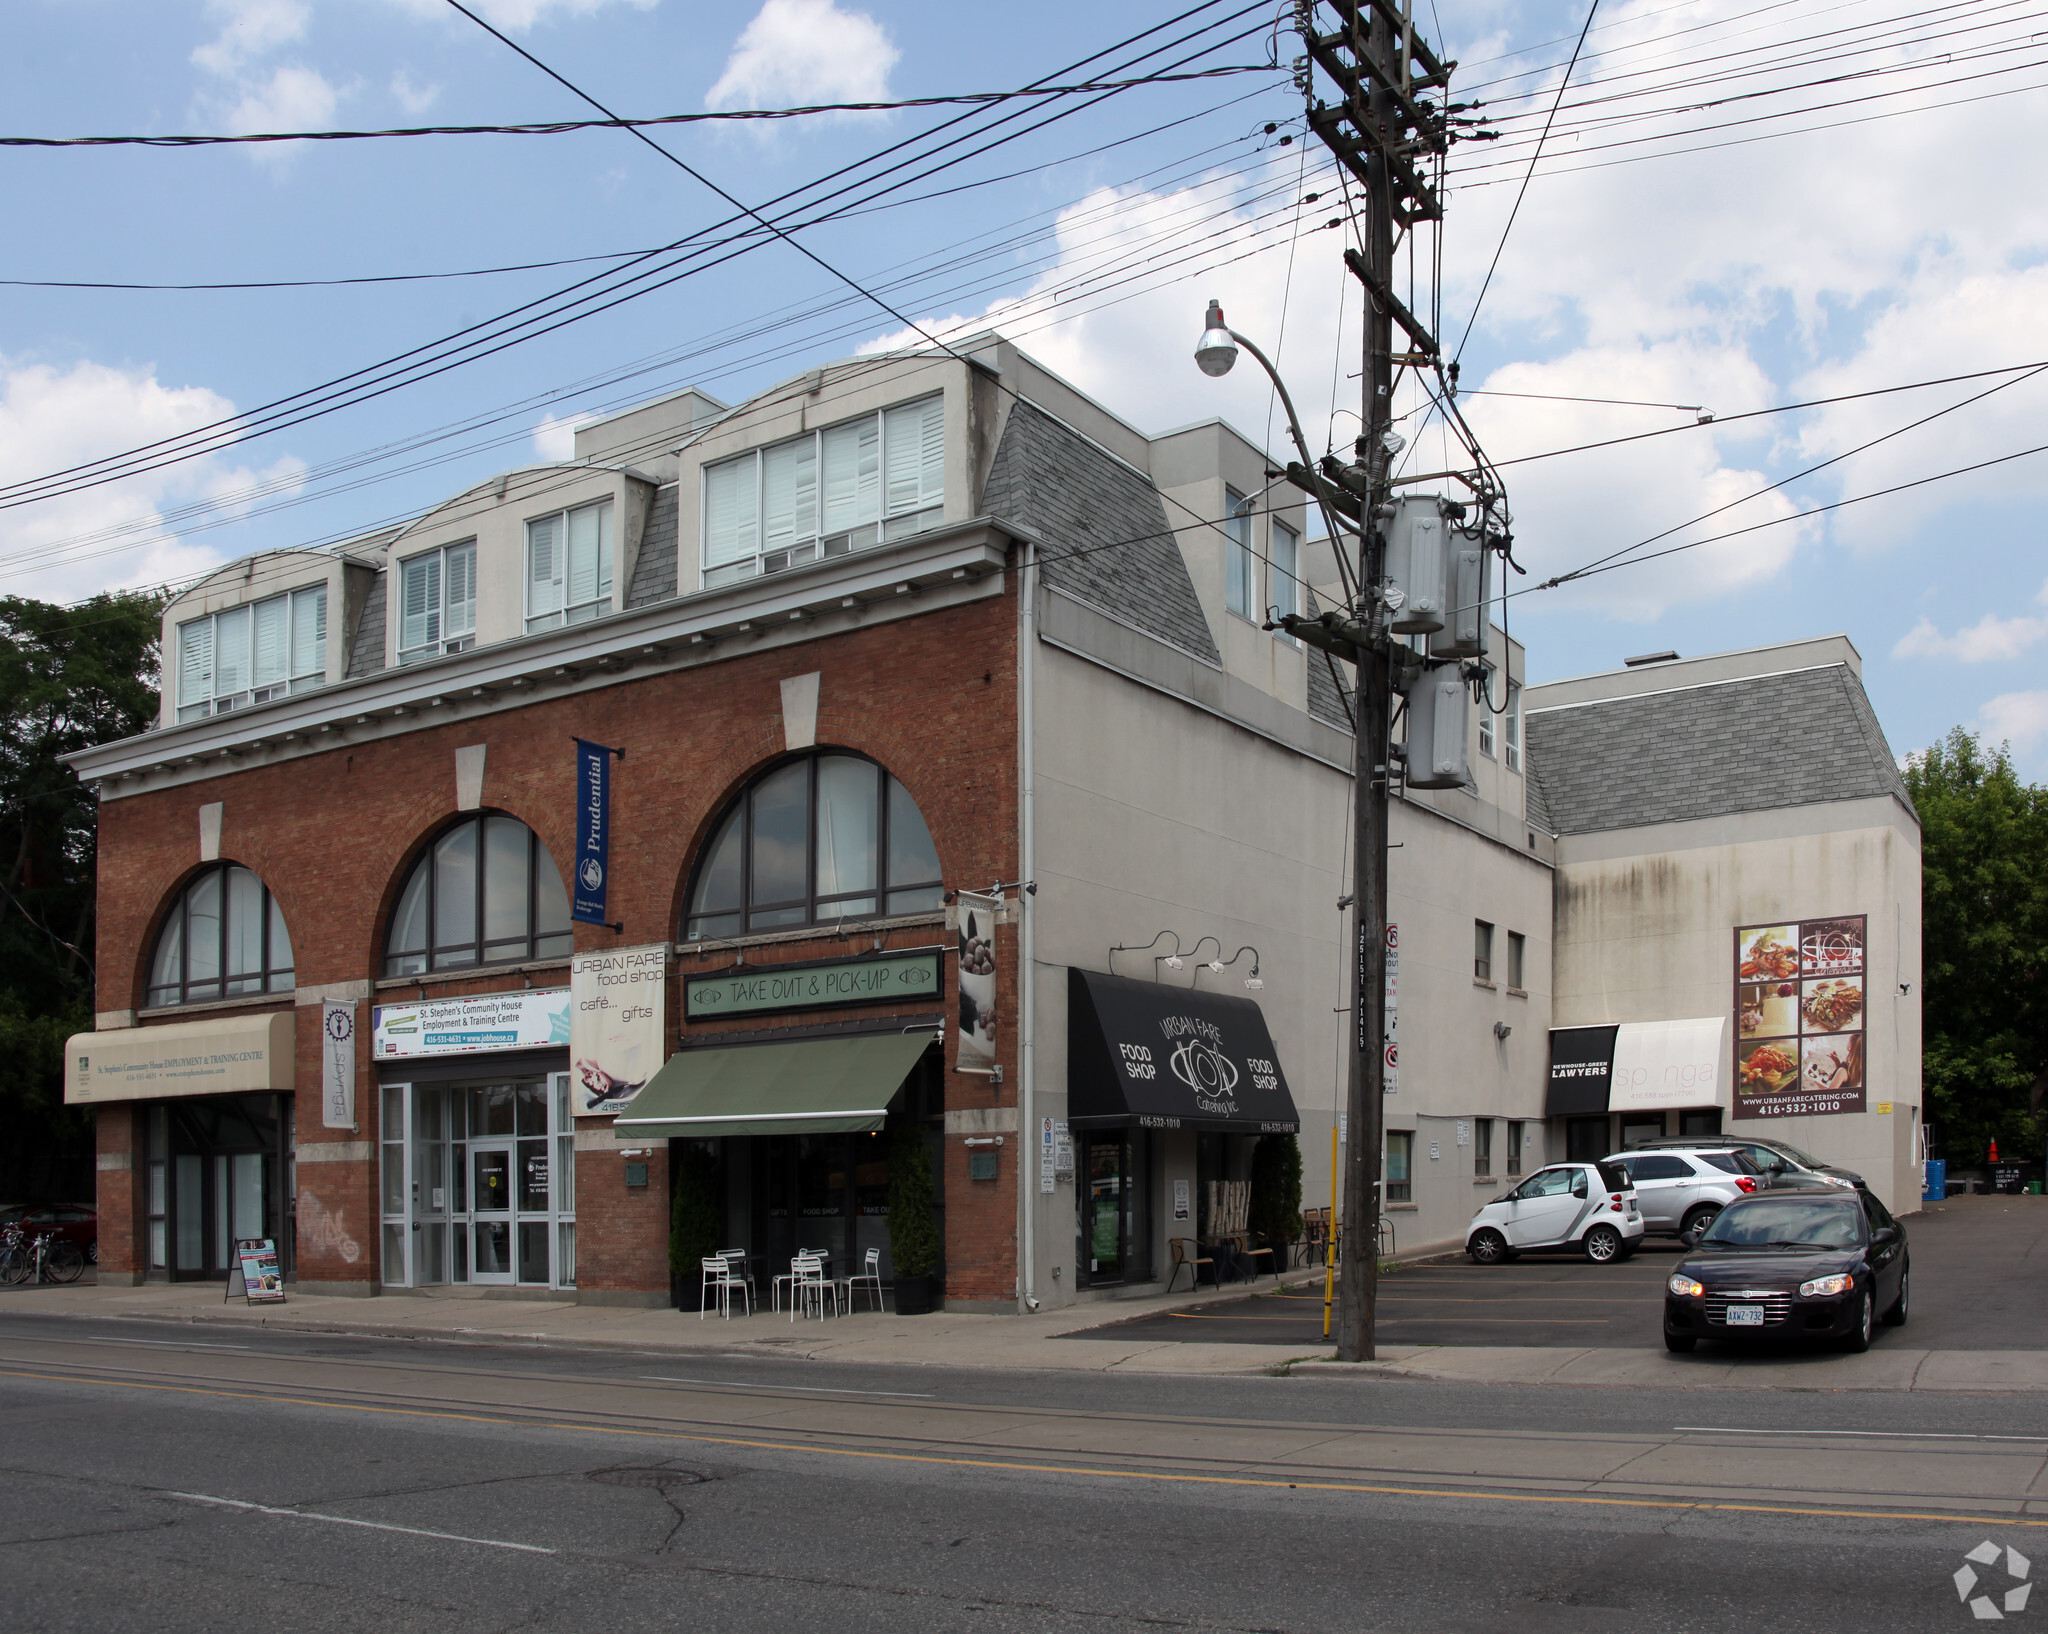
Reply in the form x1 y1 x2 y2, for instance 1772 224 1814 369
1067 1193 2048 1350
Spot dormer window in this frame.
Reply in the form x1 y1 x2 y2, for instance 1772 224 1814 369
701 395 944 590
526 500 613 632
399 540 476 664
176 585 327 722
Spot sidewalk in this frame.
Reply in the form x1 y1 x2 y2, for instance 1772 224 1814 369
8 1276 2048 1390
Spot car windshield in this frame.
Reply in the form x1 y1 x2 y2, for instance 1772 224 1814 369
1699 1198 1863 1249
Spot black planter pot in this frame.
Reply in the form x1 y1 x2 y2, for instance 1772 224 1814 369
892 1273 935 1315
671 1271 707 1312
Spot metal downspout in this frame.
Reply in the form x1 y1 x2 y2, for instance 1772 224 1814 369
1019 535 1039 1312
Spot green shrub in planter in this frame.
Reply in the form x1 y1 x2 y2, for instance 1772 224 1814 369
887 1123 940 1311
1249 1132 1304 1267
668 1143 721 1308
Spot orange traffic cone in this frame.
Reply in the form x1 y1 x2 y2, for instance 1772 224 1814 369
1990 1139 2000 1163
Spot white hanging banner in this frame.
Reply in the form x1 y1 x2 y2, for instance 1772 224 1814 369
321 1001 356 1129
571 942 667 1114
956 892 999 1073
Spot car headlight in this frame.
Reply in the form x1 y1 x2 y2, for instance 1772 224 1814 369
1667 1275 1705 1298
1820 1176 1854 1189
1800 1273 1854 1297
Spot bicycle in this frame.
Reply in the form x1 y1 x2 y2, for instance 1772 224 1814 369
1 1226 84 1286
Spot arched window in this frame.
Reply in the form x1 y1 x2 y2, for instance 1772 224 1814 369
385 813 573 975
685 753 943 940
147 864 294 1007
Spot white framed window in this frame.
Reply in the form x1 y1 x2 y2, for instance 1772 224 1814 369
1505 678 1523 772
526 500 613 632
701 395 944 589
1479 678 1496 758
398 540 476 664
177 584 327 722
1269 518 1299 638
1224 487 1255 617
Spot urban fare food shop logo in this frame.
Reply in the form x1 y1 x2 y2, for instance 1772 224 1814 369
1159 1015 1240 1117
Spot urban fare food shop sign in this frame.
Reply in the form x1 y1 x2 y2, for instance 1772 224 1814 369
685 949 944 1021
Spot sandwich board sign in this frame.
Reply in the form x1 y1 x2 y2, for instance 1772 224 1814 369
228 1238 285 1304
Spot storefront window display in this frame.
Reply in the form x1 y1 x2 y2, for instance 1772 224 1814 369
142 1093 290 1280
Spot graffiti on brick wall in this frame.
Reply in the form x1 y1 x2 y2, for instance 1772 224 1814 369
297 1189 362 1263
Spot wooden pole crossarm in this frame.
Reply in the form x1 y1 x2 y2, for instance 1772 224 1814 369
1342 248 1440 358
1300 26 1442 151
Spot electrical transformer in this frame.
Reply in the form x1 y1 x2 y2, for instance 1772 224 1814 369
1429 519 1492 660
1382 494 1447 634
1403 660 1471 789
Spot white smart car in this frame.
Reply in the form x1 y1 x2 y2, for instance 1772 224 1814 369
1466 1160 1645 1265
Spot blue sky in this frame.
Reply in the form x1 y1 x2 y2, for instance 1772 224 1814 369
5 0 2047 775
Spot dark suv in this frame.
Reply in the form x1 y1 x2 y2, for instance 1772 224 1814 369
1632 1135 1863 1193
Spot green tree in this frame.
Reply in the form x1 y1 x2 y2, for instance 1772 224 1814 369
1248 1132 1303 1244
0 590 166 1199
667 1143 722 1280
886 1122 941 1277
1904 727 2048 1166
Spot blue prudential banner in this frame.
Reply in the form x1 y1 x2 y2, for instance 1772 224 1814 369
572 739 613 926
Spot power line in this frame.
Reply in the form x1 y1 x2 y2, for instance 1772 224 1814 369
0 249 648 292
0 67 1277 149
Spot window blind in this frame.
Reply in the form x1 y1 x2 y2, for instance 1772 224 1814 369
566 503 608 611
762 438 818 551
291 586 327 679
882 396 943 515
820 417 879 535
178 618 212 705
252 596 289 689
703 456 759 567
527 515 563 621
401 554 442 652
445 542 476 637
214 605 252 695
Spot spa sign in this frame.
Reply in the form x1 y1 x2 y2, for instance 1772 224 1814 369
684 948 944 1020
1733 915 1867 1119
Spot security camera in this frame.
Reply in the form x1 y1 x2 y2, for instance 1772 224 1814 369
1898 981 1912 995
1336 894 1356 909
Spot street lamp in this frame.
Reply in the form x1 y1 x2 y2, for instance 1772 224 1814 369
1191 300 1327 501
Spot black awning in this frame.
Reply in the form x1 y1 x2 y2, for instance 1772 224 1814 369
1547 1025 1619 1116
1067 968 1300 1134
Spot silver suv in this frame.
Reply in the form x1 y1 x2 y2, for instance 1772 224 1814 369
1604 1148 1764 1244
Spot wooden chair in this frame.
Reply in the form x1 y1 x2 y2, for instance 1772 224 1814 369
1230 1233 1276 1280
1166 1237 1214 1293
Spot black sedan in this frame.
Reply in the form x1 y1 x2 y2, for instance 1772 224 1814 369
1662 1185 1907 1353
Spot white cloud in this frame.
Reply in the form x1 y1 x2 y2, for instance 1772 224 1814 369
1981 690 2048 751
0 357 305 604
381 0 656 27
191 0 309 76
531 411 596 462
1893 597 2048 663
217 64 341 138
706 0 897 113
389 69 441 116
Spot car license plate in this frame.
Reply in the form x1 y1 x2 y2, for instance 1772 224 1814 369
1725 1304 1764 1327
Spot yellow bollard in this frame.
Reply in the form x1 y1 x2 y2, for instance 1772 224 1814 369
1323 1122 1338 1340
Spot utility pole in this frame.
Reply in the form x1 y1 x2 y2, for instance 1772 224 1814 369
1286 0 1458 1362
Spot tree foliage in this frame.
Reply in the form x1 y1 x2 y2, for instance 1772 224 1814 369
1903 727 2048 1166
1248 1132 1303 1243
0 590 166 1199
667 1142 723 1278
886 1121 941 1277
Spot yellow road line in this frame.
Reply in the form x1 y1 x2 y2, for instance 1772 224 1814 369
8 1365 2045 1532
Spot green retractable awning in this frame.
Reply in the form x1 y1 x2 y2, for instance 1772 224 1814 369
613 1031 934 1141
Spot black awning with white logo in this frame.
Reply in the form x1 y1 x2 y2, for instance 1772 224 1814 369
1546 1024 1619 1117
1067 968 1300 1134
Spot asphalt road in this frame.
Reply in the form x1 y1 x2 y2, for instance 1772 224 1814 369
4 1310 2048 1632
1081 1193 2048 1351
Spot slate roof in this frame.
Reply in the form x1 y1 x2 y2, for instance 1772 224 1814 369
1524 663 1914 835
346 568 386 680
1523 758 1557 835
982 399 1219 665
626 482 679 609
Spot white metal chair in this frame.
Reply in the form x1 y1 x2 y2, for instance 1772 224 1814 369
700 1256 744 1320
719 1248 756 1311
789 1253 833 1322
841 1247 885 1313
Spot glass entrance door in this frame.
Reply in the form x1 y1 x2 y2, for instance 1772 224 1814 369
1086 1138 1125 1282
1079 1131 1153 1288
470 1142 514 1282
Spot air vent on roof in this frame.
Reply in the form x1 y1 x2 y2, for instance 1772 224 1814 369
1623 650 1680 667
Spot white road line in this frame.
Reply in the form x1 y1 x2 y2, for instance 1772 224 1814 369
169 1491 555 1552
637 1375 935 1398
1676 1426 2048 1443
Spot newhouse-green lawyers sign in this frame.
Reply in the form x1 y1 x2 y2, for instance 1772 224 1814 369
684 948 944 1021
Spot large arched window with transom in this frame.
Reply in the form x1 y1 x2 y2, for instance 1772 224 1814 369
684 753 944 940
385 813 573 975
148 863 294 1007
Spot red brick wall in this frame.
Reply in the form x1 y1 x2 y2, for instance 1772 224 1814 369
92 587 1020 1297
92 1103 141 1280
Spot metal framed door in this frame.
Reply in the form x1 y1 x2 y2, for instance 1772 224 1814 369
469 1141 515 1283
